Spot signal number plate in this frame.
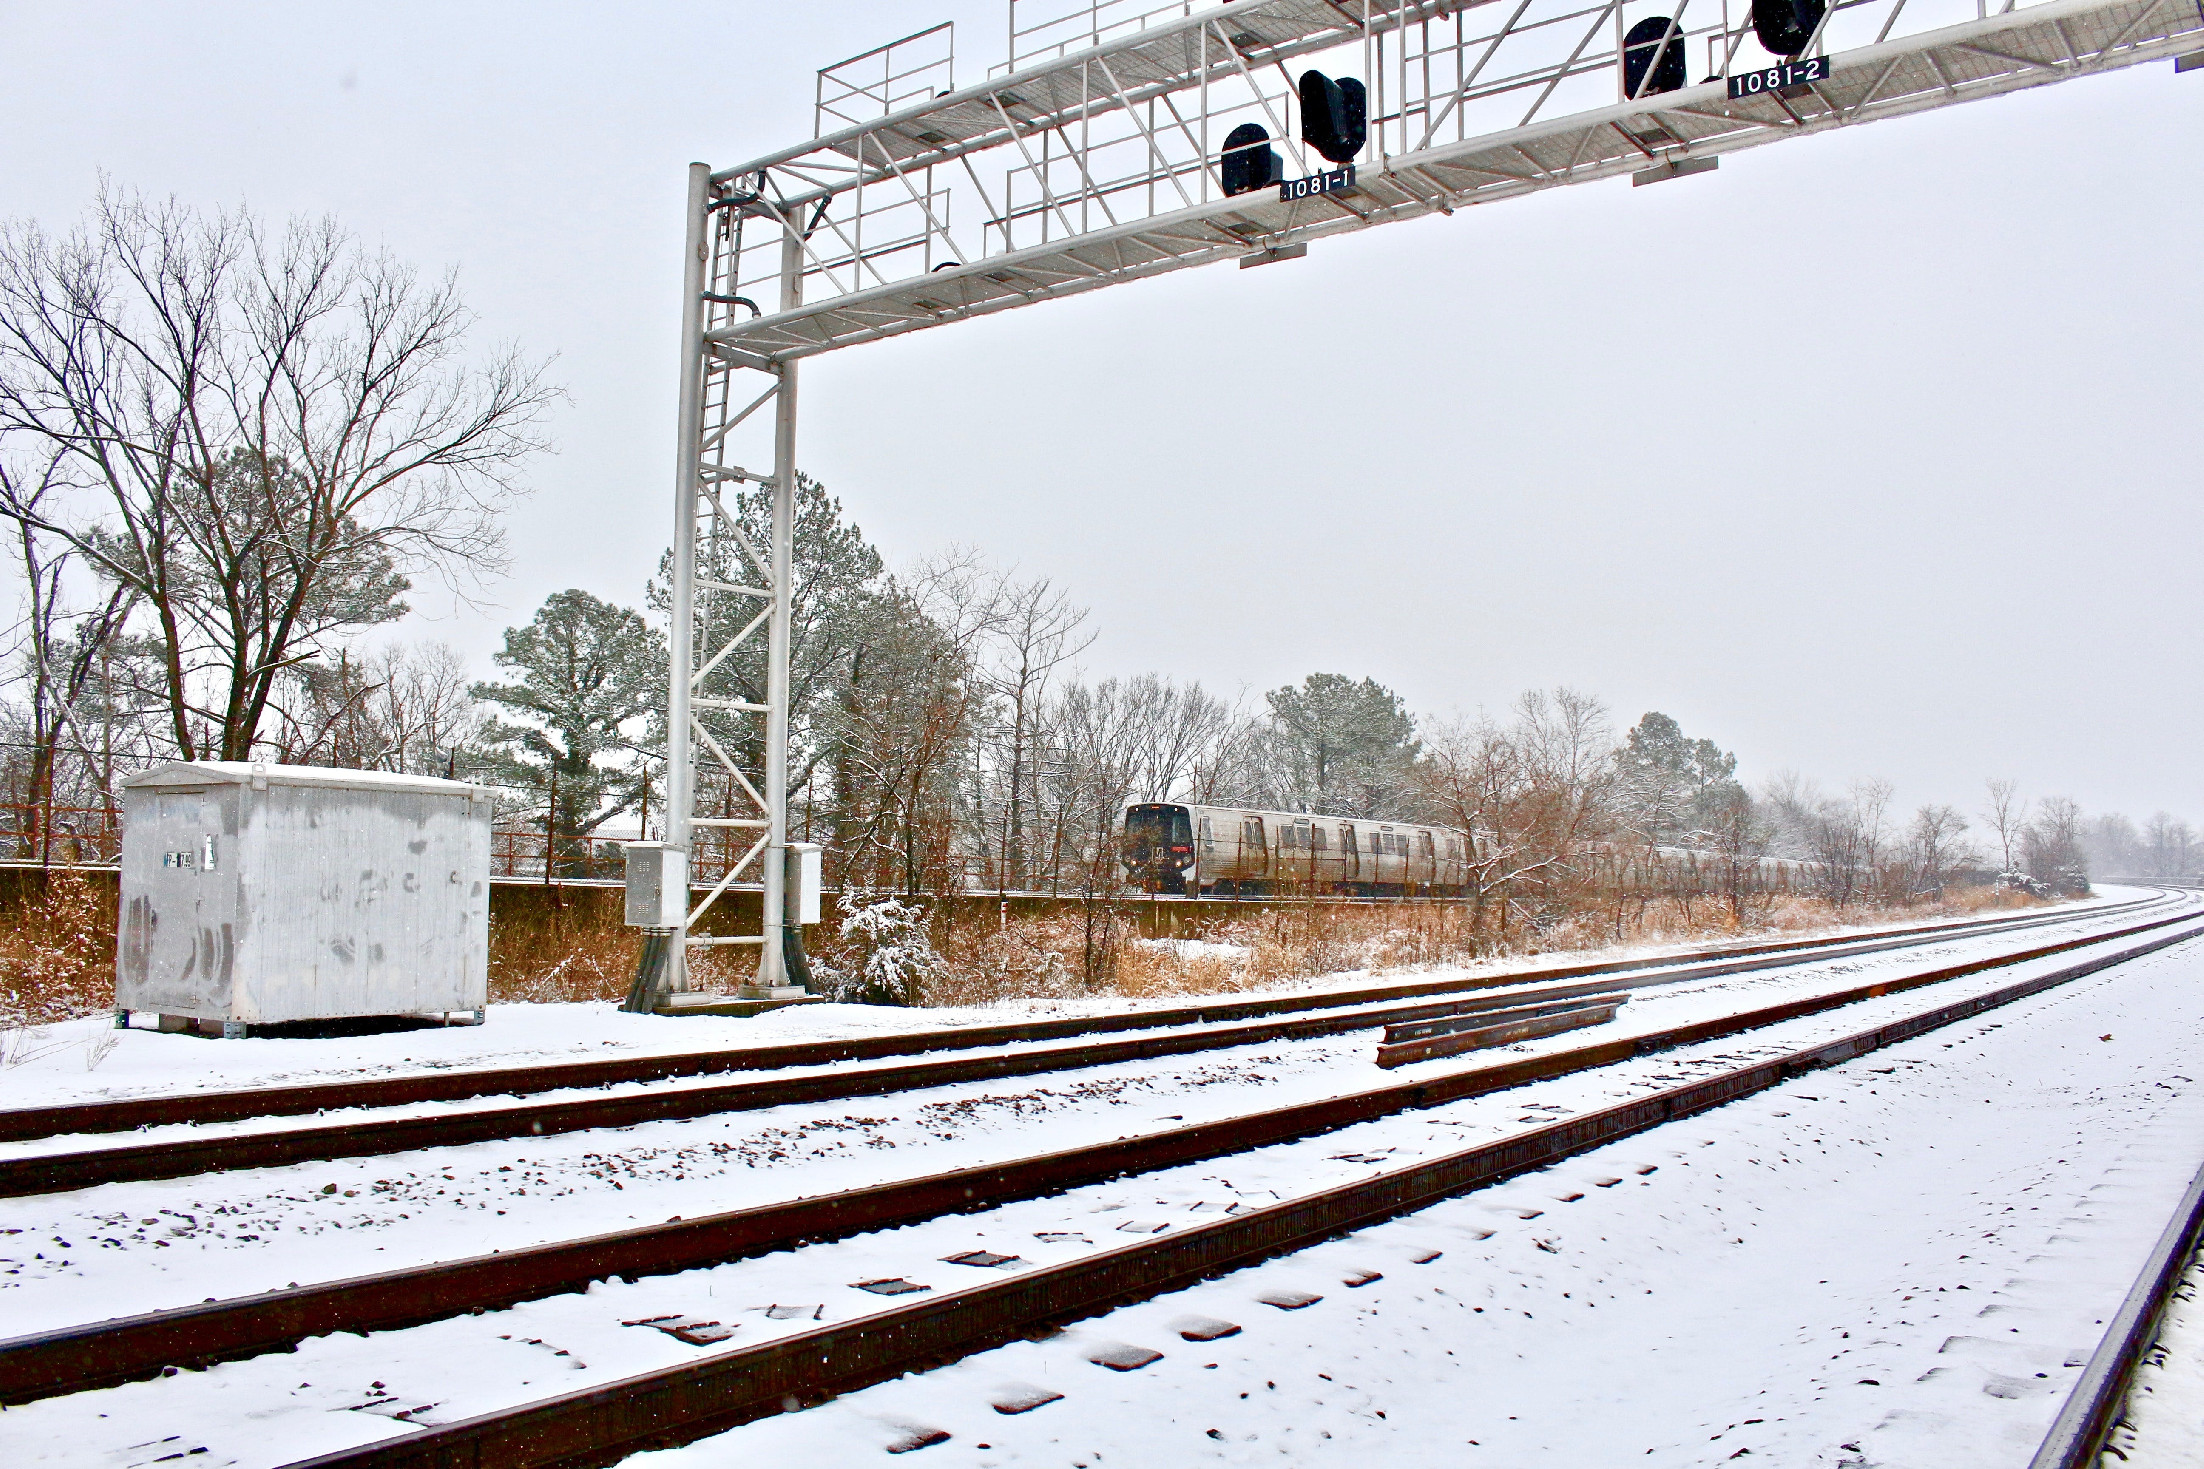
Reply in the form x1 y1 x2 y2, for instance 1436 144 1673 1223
1279 165 1357 202
1728 56 1830 99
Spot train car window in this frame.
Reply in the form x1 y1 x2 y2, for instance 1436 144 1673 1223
1312 826 1328 852
1125 806 1189 848
1419 832 1436 859
1199 817 1213 850
1391 834 1407 855
1338 824 1355 852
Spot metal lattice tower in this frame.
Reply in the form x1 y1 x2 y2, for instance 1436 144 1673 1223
662 0 2204 988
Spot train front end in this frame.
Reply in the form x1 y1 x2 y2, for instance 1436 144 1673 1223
1121 803 1195 893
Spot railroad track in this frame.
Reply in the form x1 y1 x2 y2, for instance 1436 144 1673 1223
213 904 2199 1469
11 895 2147 1146
3 896 2195 1435
0 895 2165 1201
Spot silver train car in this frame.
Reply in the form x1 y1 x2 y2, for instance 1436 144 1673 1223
1122 801 1474 897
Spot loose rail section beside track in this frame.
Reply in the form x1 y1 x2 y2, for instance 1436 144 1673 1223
260 915 2204 1469
5 905 2195 1411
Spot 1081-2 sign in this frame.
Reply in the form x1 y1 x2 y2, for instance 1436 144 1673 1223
1728 56 1830 98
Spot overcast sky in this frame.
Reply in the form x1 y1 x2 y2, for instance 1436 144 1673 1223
3 1 2199 827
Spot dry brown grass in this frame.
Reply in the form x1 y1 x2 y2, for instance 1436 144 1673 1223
486 911 640 1004
485 902 760 1005
910 885 2052 1007
1 872 123 1068
0 873 117 1028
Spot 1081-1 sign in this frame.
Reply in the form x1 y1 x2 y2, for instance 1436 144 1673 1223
1728 56 1830 98
1279 165 1356 202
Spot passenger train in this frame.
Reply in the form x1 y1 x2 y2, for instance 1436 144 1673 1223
1122 801 1825 900
1121 801 1474 897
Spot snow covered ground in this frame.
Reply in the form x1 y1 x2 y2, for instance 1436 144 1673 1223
0 892 2194 1466
0 897 2168 1344
617 927 2204 1468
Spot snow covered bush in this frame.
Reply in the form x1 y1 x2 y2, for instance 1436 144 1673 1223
834 893 945 1006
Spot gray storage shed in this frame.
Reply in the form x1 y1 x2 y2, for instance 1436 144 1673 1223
115 762 492 1034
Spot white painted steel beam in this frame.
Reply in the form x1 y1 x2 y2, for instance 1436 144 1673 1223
704 0 2201 364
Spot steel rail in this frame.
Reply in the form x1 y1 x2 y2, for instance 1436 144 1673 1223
268 917 2204 1469
2027 1156 2204 1467
0 894 2147 1146
0 900 2162 1199
5 905 2193 1409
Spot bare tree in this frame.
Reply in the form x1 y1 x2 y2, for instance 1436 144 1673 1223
1761 773 1871 906
273 639 481 774
1851 778 1895 900
0 187 555 760
0 448 134 856
1802 801 1866 906
2023 795 2089 895
971 575 1090 891
1418 712 1548 942
2086 812 2142 879
1700 785 1776 922
831 550 1007 895
1903 804 1974 900
1415 688 1620 943
2143 811 2195 881
1027 676 1185 891
1982 778 2027 875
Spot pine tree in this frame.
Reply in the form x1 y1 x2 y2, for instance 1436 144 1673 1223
1264 673 1421 818
471 589 664 874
